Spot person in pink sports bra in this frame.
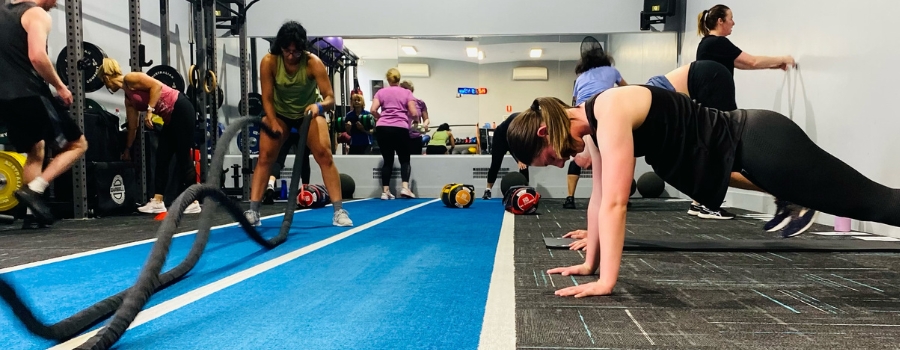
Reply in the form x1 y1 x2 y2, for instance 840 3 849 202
98 58 201 215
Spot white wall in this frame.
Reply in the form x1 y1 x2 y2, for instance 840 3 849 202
477 60 576 126
247 0 643 37
48 0 193 119
397 58 480 129
683 1 900 236
608 32 679 85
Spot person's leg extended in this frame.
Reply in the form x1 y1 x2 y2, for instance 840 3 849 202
14 96 87 223
246 115 288 225
397 132 415 198
739 110 900 233
170 99 201 213
484 135 509 199
375 126 398 198
308 115 351 226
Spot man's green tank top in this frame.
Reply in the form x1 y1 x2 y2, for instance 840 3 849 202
274 55 318 119
429 131 450 146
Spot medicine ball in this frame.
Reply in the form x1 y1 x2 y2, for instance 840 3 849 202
504 186 540 215
297 184 330 209
631 179 637 196
339 173 355 199
441 183 475 208
500 171 528 197
637 172 665 198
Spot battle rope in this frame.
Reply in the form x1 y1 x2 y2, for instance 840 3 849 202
0 111 314 350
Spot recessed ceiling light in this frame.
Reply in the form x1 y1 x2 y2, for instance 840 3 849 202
401 46 417 55
530 48 543 58
478 51 485 60
466 47 478 58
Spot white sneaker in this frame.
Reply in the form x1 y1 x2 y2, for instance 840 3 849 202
183 201 202 214
381 192 395 200
138 198 167 214
333 209 353 227
399 188 416 199
243 209 261 227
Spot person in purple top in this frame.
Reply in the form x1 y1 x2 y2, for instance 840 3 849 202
371 68 419 200
400 80 430 156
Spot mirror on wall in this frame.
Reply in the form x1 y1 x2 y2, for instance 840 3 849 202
235 32 679 155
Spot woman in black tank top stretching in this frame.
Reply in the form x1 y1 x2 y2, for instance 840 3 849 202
506 86 900 298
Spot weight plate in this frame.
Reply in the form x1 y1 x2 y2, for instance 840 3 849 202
239 92 263 116
187 85 225 111
0 152 26 212
236 123 261 154
55 42 107 93
147 65 187 93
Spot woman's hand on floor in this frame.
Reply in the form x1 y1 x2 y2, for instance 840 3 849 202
554 281 614 298
547 263 594 276
562 229 587 239
568 238 588 251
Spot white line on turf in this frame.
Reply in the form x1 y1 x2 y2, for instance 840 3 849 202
48 198 437 350
478 211 516 350
0 199 370 274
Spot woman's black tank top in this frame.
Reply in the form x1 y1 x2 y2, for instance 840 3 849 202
584 85 747 207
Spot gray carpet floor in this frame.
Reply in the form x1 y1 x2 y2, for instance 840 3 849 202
515 198 900 349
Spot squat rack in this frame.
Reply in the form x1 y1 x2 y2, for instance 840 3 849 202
62 0 258 218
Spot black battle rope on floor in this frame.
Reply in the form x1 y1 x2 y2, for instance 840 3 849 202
0 113 313 350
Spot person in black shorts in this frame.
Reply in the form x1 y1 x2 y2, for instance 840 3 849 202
0 0 88 228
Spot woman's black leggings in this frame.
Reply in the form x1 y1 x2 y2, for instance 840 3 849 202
487 129 528 184
375 126 411 186
155 95 196 196
738 110 900 226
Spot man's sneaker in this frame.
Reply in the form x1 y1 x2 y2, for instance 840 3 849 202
381 191 395 200
482 189 492 200
333 209 353 227
138 198 167 214
243 209 261 227
399 188 416 198
263 185 275 205
563 196 576 209
697 205 736 220
183 201 202 214
21 215 52 230
763 200 793 232
687 202 703 216
14 188 53 223
782 208 818 238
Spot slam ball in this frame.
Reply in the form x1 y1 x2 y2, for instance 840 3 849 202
500 172 528 197
637 172 665 198
339 173 355 199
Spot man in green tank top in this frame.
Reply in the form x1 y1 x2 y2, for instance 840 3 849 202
244 21 352 227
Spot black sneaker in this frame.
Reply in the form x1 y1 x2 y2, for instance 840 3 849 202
687 203 703 216
563 196 576 209
763 200 793 232
781 208 818 238
15 188 54 224
263 186 275 205
482 189 491 200
697 205 735 220
21 215 52 230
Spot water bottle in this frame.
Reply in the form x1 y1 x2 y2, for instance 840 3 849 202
116 109 125 130
280 180 287 199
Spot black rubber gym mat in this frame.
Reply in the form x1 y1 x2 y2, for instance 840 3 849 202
516 198 900 349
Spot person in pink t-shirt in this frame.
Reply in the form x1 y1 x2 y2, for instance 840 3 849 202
99 58 201 215
370 68 418 199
